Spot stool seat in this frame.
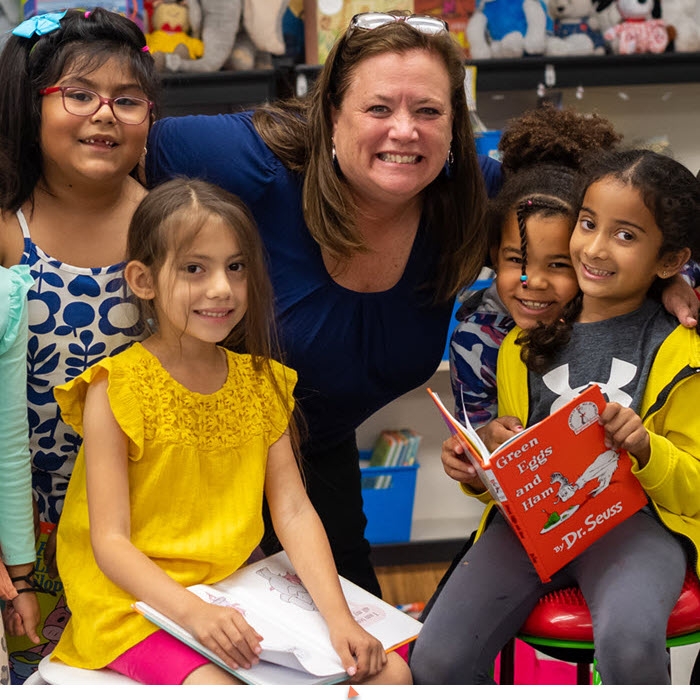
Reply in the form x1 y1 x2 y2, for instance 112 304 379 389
521 568 700 642
38 656 140 685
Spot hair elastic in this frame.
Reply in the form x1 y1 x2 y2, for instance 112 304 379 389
84 10 91 18
141 45 150 52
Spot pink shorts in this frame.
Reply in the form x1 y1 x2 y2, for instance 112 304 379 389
107 629 210 684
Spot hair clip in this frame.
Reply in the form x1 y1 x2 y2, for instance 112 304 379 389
12 11 67 38
84 10 91 18
141 45 150 52
520 274 528 288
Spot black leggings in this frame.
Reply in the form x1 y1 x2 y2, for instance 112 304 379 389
260 434 382 598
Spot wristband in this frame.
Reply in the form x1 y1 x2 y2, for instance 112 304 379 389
10 574 55 596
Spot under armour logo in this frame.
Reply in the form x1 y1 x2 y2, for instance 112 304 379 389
543 358 636 413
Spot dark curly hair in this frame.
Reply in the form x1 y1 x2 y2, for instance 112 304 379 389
520 149 700 374
487 105 622 280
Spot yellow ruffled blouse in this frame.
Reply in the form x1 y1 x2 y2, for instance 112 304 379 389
51 342 296 670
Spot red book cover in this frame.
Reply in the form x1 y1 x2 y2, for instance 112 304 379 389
428 384 649 582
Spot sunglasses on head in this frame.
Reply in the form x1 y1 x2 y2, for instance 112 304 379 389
346 12 449 38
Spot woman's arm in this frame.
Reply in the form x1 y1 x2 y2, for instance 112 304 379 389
662 273 699 329
265 433 386 682
83 376 263 670
0 291 40 641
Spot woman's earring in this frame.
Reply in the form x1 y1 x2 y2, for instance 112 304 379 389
331 140 337 166
443 146 454 177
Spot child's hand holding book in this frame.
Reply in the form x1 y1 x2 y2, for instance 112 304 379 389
186 595 263 671
477 416 525 453
327 616 386 682
442 435 486 492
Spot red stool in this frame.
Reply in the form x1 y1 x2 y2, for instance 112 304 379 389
499 568 700 684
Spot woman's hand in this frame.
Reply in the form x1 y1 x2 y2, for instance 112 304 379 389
185 598 263 671
328 617 386 682
442 435 485 491
599 402 650 467
662 274 699 329
477 416 524 453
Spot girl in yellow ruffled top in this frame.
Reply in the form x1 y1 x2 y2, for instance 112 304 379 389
50 178 411 685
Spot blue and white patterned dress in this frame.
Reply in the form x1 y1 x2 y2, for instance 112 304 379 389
17 210 144 523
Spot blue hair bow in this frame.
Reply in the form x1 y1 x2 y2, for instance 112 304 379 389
12 11 67 39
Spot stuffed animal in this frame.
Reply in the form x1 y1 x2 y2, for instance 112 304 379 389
466 0 548 58
661 0 700 51
146 0 204 68
545 0 607 54
603 0 670 53
156 0 289 73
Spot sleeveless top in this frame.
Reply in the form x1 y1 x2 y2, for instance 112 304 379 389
17 209 144 523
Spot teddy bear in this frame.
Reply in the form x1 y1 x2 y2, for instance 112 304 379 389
545 0 607 55
661 0 700 51
155 0 289 73
146 0 204 68
466 0 548 58
603 0 670 53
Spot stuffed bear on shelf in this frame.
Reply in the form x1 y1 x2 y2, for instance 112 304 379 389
151 0 289 73
602 0 671 53
466 0 548 58
545 0 607 55
661 0 700 52
146 0 204 69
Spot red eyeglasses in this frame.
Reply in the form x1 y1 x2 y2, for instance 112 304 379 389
39 86 153 125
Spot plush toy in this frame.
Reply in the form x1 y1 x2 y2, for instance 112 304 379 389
545 0 607 55
661 0 700 51
146 0 204 68
156 0 289 73
466 0 548 58
603 0 670 53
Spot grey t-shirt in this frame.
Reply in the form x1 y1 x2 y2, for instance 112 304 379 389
528 298 678 425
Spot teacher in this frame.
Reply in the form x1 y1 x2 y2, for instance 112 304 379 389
146 11 501 597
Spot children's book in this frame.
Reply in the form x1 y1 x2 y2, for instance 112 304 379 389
428 383 649 582
133 551 421 685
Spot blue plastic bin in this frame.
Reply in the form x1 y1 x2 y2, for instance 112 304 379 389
359 450 419 545
475 129 502 159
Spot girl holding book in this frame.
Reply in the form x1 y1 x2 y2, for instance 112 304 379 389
411 149 700 684
449 105 621 432
50 178 411 686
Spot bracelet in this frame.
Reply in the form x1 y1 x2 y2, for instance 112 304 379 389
9 574 55 596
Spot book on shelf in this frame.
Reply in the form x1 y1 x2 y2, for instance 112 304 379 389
428 383 648 582
368 429 422 467
133 551 422 685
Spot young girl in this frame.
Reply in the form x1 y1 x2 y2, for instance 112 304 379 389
450 105 621 432
0 265 40 683
50 179 412 685
411 149 700 685
0 8 158 550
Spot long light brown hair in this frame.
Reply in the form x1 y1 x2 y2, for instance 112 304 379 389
253 15 487 303
126 178 303 455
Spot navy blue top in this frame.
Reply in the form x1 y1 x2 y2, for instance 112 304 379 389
146 112 502 452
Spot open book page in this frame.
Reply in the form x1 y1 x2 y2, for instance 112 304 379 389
134 551 422 685
427 387 504 503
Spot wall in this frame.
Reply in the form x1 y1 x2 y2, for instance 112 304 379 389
478 82 700 174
